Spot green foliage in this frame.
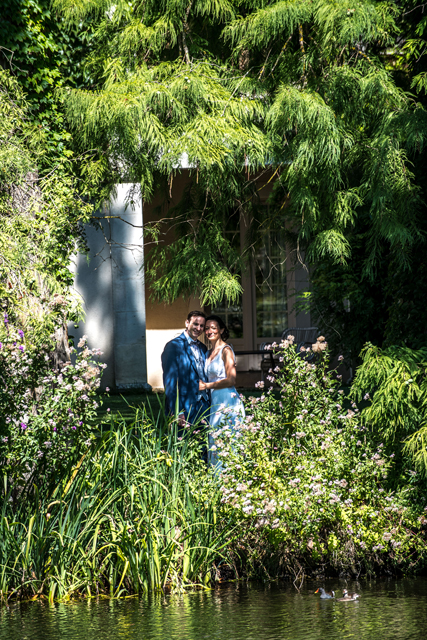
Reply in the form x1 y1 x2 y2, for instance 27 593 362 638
4 0 427 594
351 343 427 475
269 64 422 276
0 0 92 141
0 412 229 600
0 172 91 339
0 69 92 344
62 58 269 204
146 181 245 305
224 0 312 50
0 332 105 483
213 336 427 574
4 1 427 347
0 70 37 181
46 0 427 337
3 337 427 601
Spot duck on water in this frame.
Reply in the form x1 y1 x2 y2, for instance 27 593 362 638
315 588 360 601
315 588 335 599
337 589 360 601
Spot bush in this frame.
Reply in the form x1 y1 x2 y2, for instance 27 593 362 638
351 343 427 476
0 325 105 484
210 336 427 575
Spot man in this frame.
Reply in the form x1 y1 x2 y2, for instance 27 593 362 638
161 310 210 425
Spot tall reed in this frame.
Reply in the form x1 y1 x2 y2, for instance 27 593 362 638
0 404 233 602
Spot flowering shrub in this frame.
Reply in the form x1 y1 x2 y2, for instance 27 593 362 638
0 320 106 482
211 336 427 572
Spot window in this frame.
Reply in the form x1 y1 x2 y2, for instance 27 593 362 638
209 218 288 344
255 228 287 338
210 209 243 339
210 295 244 339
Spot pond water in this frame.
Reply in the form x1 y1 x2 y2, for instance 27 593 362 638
1 578 427 640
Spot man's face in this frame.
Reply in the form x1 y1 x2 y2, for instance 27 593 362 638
185 316 205 340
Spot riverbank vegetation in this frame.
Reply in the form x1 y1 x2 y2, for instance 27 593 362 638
215 337 427 580
1 339 426 602
0 416 227 602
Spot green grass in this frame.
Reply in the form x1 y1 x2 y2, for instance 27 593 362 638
100 391 165 423
1 409 232 601
97 389 274 426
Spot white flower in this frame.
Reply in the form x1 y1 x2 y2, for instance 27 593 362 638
77 335 87 348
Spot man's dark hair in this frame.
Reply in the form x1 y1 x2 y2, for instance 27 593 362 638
187 310 206 321
205 315 230 341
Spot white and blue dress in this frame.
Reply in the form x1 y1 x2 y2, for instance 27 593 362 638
205 344 245 467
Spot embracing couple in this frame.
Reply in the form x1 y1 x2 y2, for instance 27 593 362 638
161 310 245 465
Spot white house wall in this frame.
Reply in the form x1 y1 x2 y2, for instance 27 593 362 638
70 184 150 390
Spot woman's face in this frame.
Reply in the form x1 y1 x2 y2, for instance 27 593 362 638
205 320 224 342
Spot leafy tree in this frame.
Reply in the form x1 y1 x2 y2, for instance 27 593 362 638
0 68 91 347
0 0 93 145
40 1 427 353
352 342 427 480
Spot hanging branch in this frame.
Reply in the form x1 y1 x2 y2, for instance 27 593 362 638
268 35 293 78
182 1 193 65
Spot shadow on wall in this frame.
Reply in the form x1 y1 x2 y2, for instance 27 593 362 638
70 217 115 390
69 184 150 391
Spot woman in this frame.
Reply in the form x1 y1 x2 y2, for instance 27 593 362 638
198 315 245 468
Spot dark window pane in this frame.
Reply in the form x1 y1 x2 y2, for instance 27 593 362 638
256 229 287 338
210 296 243 339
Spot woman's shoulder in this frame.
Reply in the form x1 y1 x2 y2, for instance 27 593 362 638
221 343 235 358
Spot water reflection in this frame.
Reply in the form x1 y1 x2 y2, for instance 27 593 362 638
1 579 427 640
